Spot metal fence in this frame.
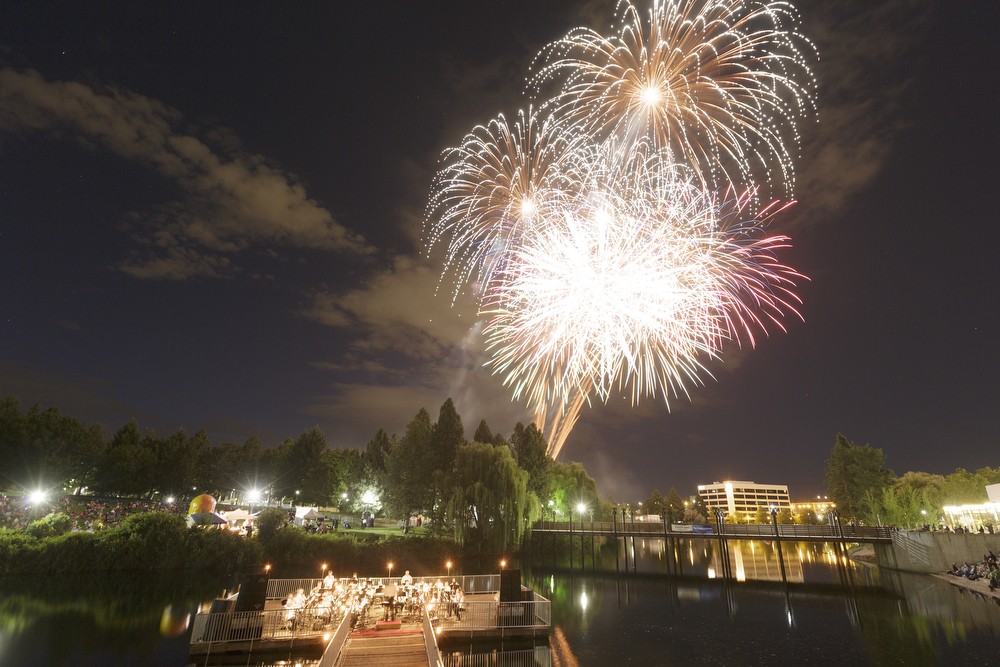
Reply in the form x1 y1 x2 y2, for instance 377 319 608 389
190 607 343 645
534 520 891 541
438 598 550 632
316 612 353 667
442 648 552 667
266 574 501 601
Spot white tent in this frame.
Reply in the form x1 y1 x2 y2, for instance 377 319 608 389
294 506 321 526
222 508 252 525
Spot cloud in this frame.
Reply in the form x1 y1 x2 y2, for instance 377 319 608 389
0 67 372 279
300 252 533 445
301 254 479 361
791 1 932 224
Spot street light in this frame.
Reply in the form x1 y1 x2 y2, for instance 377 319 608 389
446 560 453 578
321 562 328 578
387 561 394 580
500 559 507 571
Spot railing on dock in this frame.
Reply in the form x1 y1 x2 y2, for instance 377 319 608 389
191 574 549 650
436 592 550 635
190 606 342 644
266 574 502 601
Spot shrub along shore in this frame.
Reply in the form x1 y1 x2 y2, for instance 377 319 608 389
0 509 473 578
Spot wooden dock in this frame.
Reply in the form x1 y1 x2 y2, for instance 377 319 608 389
337 623 428 667
189 574 549 666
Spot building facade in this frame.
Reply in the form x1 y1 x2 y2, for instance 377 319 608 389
697 480 791 521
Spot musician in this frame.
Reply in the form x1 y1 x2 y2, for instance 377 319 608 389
383 581 398 621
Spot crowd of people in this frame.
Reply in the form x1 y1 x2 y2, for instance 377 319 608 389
279 570 468 632
948 549 1000 592
0 494 185 531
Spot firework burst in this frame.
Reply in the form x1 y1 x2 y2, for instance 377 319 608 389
424 0 815 458
480 160 802 457
530 0 817 194
424 108 582 301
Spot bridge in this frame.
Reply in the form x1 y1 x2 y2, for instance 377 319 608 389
531 519 893 543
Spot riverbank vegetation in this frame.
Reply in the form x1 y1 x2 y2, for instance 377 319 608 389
0 512 259 577
1 395 603 557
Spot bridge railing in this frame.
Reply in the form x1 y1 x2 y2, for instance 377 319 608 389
533 520 891 540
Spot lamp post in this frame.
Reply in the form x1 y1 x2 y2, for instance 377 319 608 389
248 488 261 515
568 505 574 569
446 560 452 579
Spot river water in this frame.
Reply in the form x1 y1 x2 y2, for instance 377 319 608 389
1 537 997 666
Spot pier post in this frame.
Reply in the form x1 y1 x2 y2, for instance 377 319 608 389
770 508 787 584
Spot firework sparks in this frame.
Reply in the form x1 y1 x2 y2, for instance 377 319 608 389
529 0 817 194
480 161 802 457
424 108 582 301
425 0 815 457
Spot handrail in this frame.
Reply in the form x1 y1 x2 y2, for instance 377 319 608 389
190 606 344 645
532 520 892 541
422 606 444 667
267 574 501 600
316 611 353 667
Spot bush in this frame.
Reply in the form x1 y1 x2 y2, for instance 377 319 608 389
25 512 73 539
255 507 289 542
0 511 261 575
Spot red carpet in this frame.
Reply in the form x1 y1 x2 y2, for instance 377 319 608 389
350 625 421 638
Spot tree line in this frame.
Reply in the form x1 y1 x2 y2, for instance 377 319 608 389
0 395 602 553
824 433 1000 527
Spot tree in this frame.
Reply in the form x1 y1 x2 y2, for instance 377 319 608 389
644 489 666 516
510 422 551 501
427 399 466 528
92 421 156 496
824 433 894 522
0 399 104 492
473 420 494 445
754 506 770 524
363 428 392 491
444 442 538 553
384 408 435 521
431 399 465 474
895 471 945 518
941 468 989 505
665 488 685 518
548 461 600 518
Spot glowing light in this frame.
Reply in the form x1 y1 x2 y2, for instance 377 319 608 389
530 0 817 193
425 0 814 458
28 490 47 504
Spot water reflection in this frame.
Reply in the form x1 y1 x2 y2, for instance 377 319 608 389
515 536 1000 666
2 539 999 666
0 571 231 666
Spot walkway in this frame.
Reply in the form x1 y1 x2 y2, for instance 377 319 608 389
336 622 428 667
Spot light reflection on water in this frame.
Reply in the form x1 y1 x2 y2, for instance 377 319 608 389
441 537 1000 667
1 539 998 666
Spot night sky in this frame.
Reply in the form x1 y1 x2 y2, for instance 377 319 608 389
2 1 997 502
